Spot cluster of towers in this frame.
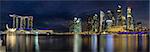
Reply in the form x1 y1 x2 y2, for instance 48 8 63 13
9 14 33 30
83 5 135 33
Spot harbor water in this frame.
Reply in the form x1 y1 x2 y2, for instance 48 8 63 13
0 34 149 52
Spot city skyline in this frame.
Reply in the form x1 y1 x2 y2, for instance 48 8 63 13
0 1 149 32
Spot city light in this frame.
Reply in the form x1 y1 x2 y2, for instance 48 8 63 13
0 1 149 52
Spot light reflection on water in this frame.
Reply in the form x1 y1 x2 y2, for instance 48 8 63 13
106 35 113 52
73 34 82 52
91 34 97 52
1 33 149 52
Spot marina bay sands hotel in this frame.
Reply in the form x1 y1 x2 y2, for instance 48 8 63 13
9 14 33 30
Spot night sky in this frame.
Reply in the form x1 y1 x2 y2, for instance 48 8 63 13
0 0 149 32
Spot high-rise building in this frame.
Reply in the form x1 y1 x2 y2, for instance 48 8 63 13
117 5 122 26
85 16 92 32
117 5 126 28
91 14 99 33
73 17 82 33
99 10 105 32
9 14 33 30
127 7 134 31
105 10 113 31
135 22 142 31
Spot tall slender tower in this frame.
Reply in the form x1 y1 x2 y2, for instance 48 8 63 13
23 17 26 29
117 5 122 26
87 16 92 32
29 16 33 29
12 16 16 28
127 7 134 30
15 17 18 28
117 5 126 29
92 14 99 33
20 17 23 29
99 10 105 32
9 14 17 28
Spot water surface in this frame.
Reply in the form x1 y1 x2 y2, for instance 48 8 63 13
1 34 149 52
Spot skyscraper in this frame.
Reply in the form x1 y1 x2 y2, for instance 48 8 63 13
127 7 134 31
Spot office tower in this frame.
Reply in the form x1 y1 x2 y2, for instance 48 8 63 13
127 7 134 30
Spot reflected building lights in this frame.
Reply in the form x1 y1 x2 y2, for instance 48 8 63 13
99 35 105 52
106 35 113 52
73 34 82 52
6 32 17 52
34 32 40 52
91 34 97 52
